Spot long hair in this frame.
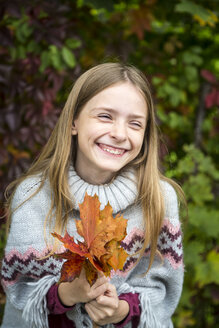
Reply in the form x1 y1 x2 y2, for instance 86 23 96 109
5 62 185 271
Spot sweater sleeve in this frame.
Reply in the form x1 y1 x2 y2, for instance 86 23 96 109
140 182 183 328
1 177 63 328
114 293 140 328
117 182 184 328
47 284 75 314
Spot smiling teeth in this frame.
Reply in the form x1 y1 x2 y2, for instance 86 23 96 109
103 147 124 155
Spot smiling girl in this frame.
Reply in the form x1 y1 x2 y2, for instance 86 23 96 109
1 63 184 328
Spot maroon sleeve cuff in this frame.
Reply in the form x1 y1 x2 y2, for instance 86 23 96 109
47 284 75 314
114 293 141 328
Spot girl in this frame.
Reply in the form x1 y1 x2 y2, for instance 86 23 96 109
1 63 184 328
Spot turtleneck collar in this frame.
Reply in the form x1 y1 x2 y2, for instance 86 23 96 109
68 167 138 214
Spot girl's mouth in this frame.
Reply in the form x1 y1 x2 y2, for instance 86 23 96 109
97 143 127 156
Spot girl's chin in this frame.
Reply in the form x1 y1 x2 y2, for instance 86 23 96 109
95 162 129 177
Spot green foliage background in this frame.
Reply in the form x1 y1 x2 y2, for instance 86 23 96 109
0 0 218 326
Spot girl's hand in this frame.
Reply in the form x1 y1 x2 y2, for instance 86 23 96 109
85 283 129 326
58 269 108 306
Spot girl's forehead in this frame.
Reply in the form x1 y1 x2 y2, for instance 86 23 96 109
86 82 147 109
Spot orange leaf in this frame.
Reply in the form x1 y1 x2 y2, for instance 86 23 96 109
108 213 128 242
99 202 113 220
99 253 112 277
89 213 127 260
59 254 85 283
52 194 128 285
106 240 128 271
84 259 98 286
77 193 101 248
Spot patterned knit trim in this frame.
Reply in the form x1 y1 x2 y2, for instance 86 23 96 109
1 220 183 289
1 246 63 288
122 227 145 252
158 219 183 269
113 220 183 277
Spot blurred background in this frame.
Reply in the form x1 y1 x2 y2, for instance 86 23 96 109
0 0 218 326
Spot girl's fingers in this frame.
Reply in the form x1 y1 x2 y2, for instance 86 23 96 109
96 294 119 308
78 267 87 280
85 300 117 324
89 282 109 299
76 267 89 286
89 275 108 298
85 302 102 322
92 274 108 289
97 271 105 278
96 294 113 306
98 283 116 297
91 282 117 301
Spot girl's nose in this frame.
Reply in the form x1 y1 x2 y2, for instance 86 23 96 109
109 122 127 141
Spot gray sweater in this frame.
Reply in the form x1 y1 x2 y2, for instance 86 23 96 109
1 168 183 328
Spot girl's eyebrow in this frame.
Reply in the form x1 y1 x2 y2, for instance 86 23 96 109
92 107 147 120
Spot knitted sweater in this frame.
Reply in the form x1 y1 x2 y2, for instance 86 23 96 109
1 167 183 328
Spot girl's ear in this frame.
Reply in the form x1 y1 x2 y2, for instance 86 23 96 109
71 122 78 135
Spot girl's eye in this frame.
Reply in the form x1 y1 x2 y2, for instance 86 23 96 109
130 121 142 129
98 114 112 120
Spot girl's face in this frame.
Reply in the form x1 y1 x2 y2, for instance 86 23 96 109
72 82 147 184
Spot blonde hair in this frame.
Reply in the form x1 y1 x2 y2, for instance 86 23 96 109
5 63 185 272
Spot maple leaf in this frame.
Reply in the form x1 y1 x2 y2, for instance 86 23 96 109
84 259 99 286
76 194 101 248
52 231 89 257
106 240 128 271
55 251 85 283
128 2 156 39
52 193 128 285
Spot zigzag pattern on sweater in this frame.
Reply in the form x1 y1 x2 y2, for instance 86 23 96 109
1 247 63 287
119 219 183 273
158 219 183 269
1 219 183 287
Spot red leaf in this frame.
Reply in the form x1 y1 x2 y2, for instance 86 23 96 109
201 69 217 84
55 249 76 260
59 255 85 283
205 88 219 108
129 3 156 39
51 231 89 257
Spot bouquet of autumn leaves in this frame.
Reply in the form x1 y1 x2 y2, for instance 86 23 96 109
52 193 128 285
